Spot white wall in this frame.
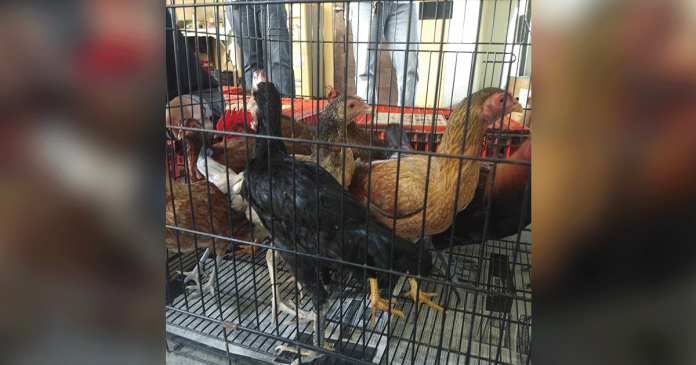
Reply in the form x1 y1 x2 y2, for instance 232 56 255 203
437 0 527 108
440 0 482 108
472 0 523 91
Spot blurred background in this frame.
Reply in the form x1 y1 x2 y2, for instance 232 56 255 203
533 0 696 363
0 0 694 364
0 0 163 364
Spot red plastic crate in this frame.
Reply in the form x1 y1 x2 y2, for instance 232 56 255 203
221 93 327 128
215 96 530 156
354 105 529 155
166 140 186 181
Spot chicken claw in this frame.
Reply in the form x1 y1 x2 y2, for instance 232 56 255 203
182 257 221 298
279 301 313 326
180 266 206 291
369 277 405 327
232 244 257 256
402 278 443 315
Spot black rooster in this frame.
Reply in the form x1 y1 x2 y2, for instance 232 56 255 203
241 82 432 363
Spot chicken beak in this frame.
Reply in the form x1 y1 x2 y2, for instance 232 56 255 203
361 101 372 115
511 103 524 113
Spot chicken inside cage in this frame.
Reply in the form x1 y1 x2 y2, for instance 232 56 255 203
166 0 531 364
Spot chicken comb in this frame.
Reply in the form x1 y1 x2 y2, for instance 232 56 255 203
216 108 253 140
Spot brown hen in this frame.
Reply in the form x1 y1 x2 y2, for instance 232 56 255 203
346 88 522 312
167 120 257 297
349 87 524 241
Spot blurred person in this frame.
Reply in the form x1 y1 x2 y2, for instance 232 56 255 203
166 8 225 136
0 1 163 364
349 1 420 107
225 3 295 97
533 0 696 363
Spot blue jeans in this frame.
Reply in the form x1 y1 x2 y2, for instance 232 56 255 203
349 1 419 107
226 3 295 97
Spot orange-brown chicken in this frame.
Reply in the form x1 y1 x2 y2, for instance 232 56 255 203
349 88 524 241
344 88 520 316
166 172 254 296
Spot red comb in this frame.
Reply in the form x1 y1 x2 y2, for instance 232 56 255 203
326 85 340 101
216 109 253 140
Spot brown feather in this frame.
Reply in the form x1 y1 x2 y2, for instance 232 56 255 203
349 88 523 240
165 174 250 257
183 116 315 182
346 121 385 161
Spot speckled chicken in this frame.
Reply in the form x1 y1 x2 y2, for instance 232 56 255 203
295 95 371 188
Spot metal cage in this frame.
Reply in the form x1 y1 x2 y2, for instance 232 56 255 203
166 0 531 364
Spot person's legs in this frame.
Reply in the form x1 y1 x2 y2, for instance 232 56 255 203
349 2 385 105
384 1 419 107
229 4 265 90
259 3 296 97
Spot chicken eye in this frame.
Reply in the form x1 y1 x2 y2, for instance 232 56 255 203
499 97 505 103
348 103 355 109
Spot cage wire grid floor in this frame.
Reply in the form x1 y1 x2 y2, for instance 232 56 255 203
166 232 531 365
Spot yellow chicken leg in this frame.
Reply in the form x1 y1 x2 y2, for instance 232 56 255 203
402 278 443 315
234 244 257 256
369 277 404 327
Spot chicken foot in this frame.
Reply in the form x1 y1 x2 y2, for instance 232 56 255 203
402 278 443 315
182 255 222 298
275 303 334 365
369 277 405 327
230 241 259 256
179 248 210 294
266 249 311 325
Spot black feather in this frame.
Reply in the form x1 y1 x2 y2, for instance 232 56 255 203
242 82 431 307
383 123 414 159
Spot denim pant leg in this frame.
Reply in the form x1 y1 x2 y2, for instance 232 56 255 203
258 4 296 97
228 4 264 90
349 2 384 105
384 2 419 107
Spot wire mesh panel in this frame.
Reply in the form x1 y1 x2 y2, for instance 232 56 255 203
166 0 531 364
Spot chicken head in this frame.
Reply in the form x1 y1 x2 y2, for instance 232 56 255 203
481 91 524 122
330 95 371 122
